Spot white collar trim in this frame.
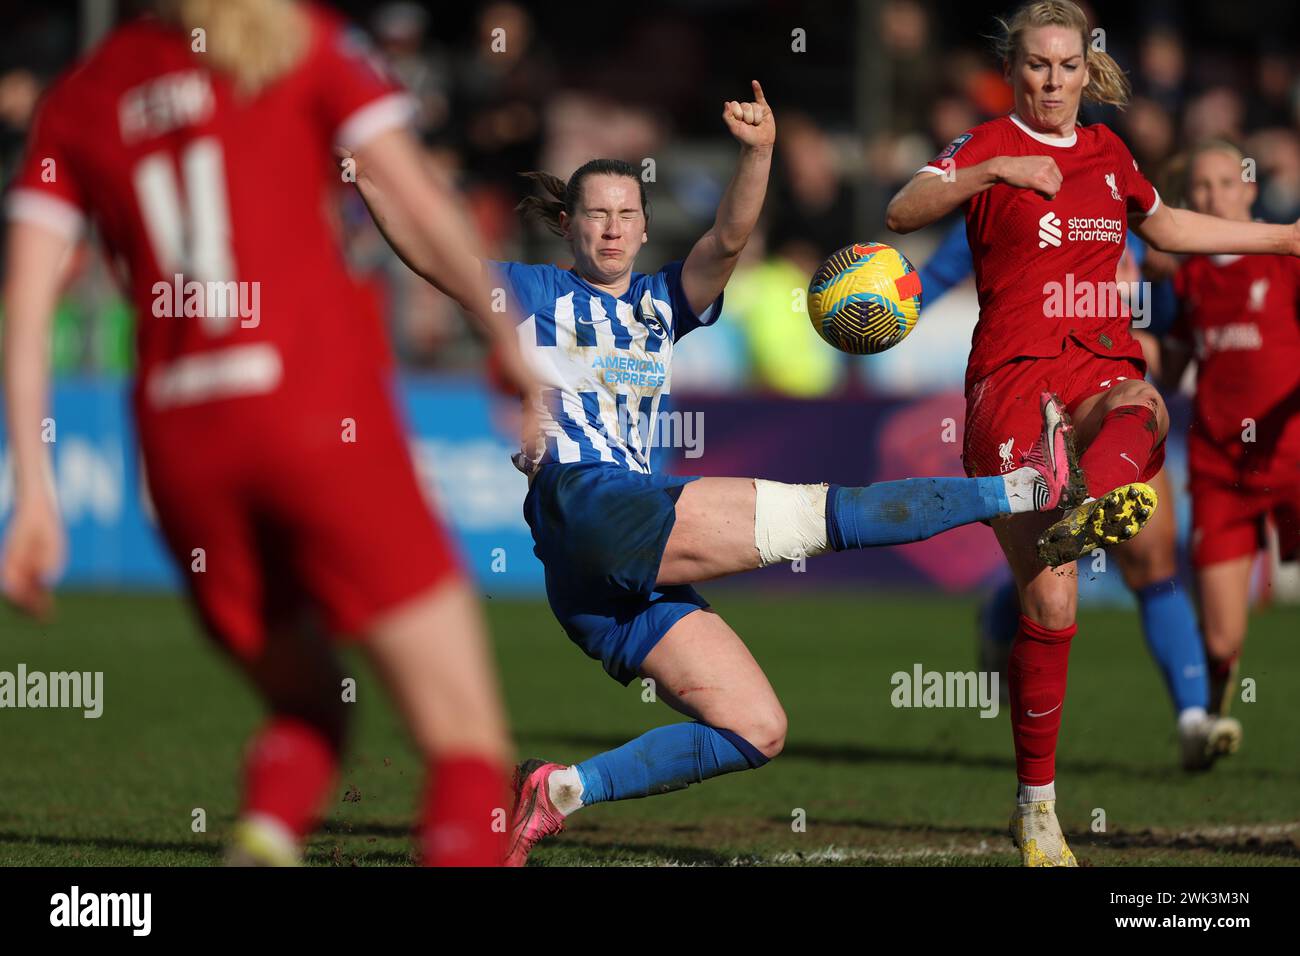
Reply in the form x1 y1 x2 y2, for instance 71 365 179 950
1009 113 1078 148
1211 254 1244 266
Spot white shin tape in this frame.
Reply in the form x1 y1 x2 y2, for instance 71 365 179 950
753 479 831 568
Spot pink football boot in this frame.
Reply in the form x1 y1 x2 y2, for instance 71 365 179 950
505 759 568 867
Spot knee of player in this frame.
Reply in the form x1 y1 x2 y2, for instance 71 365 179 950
1202 623 1245 662
1112 381 1168 431
1117 543 1176 590
739 705 788 761
1019 592 1076 632
272 704 350 756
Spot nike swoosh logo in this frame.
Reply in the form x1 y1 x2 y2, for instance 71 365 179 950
1026 702 1062 718
1119 452 1140 474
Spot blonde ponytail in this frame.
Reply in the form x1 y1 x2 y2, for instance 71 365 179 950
1081 48 1131 107
155 0 308 95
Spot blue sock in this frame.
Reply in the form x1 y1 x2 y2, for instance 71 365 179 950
573 722 768 805
826 478 1009 550
979 579 1022 648
1136 577 1209 714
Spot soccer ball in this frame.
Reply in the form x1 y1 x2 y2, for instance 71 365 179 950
807 241 923 354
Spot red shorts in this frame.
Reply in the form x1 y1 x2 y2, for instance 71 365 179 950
136 368 461 660
1188 437 1300 568
1190 476 1300 567
963 344 1164 480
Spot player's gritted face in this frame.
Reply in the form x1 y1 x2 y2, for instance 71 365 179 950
562 174 648 287
1009 26 1089 135
1187 149 1255 222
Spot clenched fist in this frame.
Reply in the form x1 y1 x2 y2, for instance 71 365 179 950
993 155 1063 200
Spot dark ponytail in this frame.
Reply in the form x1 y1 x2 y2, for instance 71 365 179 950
516 158 649 237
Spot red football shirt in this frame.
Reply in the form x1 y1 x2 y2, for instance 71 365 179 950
920 114 1161 390
6 6 411 415
1172 252 1300 477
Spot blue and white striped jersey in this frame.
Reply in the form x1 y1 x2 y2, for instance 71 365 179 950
494 260 721 474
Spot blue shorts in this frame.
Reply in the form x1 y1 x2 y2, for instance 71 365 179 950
523 462 710 685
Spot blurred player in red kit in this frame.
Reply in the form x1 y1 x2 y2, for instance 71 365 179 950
1 0 533 865
886 0 1300 865
1161 139 1300 729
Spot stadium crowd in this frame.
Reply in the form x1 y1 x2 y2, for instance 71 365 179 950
2 0 1298 394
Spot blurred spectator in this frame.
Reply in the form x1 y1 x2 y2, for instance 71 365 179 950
1183 87 1245 144
1247 128 1300 224
1246 50 1296 130
0 68 39 183
768 111 853 260
5 0 1299 393
454 2 551 185
878 0 938 135
1123 96 1176 169
1136 27 1187 117
371 2 451 137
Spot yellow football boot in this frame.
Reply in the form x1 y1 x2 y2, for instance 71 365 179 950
1037 483 1158 568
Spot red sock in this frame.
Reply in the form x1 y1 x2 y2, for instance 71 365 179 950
1079 405 1161 498
242 716 339 838
420 755 511 866
1008 615 1076 786
1208 653 1238 680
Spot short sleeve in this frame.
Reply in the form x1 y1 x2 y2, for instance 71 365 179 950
5 83 89 241
917 125 1002 178
490 260 551 322
1110 131 1161 217
661 260 723 342
309 9 415 152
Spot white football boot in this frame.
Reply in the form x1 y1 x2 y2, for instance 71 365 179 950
1009 800 1078 867
1180 711 1243 772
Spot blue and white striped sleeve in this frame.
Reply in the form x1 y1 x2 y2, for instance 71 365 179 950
661 260 724 342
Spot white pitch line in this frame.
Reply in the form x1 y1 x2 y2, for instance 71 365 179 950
615 843 1005 867
747 843 1003 865
605 821 1300 867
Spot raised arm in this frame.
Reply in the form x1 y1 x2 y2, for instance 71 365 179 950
885 156 1063 234
1134 204 1300 257
346 127 535 395
680 80 775 316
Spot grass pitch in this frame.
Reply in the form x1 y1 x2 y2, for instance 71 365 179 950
0 591 1296 866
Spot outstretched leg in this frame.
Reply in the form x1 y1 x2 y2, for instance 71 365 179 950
660 392 1083 585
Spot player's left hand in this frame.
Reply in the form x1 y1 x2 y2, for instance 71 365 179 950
722 80 775 150
0 498 65 621
1290 217 1300 257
